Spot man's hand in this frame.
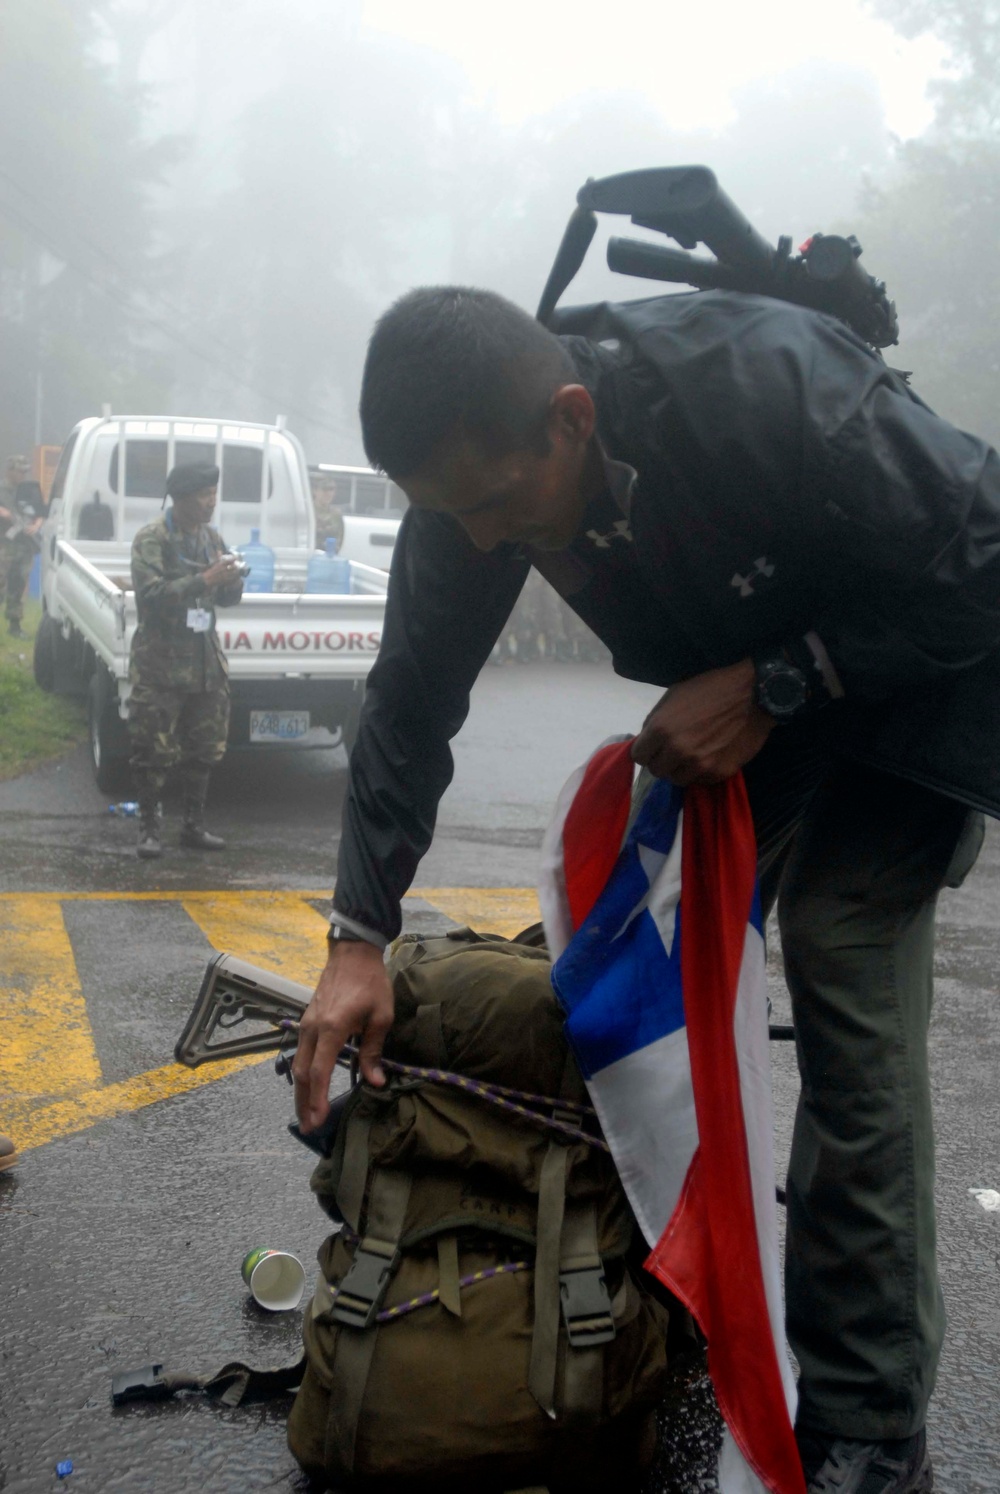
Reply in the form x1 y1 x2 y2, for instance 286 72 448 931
201 555 242 589
631 659 774 785
292 940 393 1132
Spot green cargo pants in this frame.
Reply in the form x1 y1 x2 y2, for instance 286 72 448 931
746 723 980 1440
128 682 230 778
3 535 35 625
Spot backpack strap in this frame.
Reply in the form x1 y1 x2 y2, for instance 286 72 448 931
329 1166 412 1330
527 1146 618 1420
436 1234 463 1318
324 1166 412 1477
527 1138 569 1417
558 1201 615 1418
412 1001 447 1067
335 1108 374 1232
111 1355 304 1408
528 1051 595 1417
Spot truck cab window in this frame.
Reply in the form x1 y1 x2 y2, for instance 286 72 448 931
109 441 167 498
47 430 79 508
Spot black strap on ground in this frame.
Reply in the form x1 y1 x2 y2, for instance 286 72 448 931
111 1354 305 1409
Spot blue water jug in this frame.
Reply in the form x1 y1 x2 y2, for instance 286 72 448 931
306 537 351 594
237 527 275 593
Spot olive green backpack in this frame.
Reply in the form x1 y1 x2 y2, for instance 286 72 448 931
286 928 673 1494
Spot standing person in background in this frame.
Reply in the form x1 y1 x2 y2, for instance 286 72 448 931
310 469 345 551
4 479 46 639
0 455 31 637
129 461 244 860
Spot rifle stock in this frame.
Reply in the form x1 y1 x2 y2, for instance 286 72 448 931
174 952 311 1067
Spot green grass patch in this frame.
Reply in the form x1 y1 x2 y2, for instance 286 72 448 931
0 601 87 780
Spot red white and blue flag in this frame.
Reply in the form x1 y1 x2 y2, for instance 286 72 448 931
538 736 805 1494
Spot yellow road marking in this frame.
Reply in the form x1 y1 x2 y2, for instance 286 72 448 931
5 1053 271 1153
0 889 335 902
0 887 538 1152
0 896 102 1100
414 887 540 939
181 891 329 984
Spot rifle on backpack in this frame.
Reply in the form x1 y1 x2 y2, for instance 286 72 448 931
536 164 898 350
152 934 678 1493
175 946 796 1071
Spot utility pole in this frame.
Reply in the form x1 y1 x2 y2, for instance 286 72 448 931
33 369 43 448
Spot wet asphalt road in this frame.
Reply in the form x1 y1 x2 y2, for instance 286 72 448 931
1 662 999 1493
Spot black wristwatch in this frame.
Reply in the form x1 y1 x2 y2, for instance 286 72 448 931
753 650 811 722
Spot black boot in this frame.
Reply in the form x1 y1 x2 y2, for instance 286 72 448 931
134 772 164 859
797 1428 932 1494
179 768 225 850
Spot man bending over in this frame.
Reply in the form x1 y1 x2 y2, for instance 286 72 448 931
294 285 999 1493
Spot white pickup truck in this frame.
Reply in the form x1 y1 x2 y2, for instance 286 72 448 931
33 414 390 791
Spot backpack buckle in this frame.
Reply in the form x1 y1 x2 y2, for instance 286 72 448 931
559 1256 616 1348
331 1236 399 1329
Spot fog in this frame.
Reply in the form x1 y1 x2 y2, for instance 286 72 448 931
1 0 995 464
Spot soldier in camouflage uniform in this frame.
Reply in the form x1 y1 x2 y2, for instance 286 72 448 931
0 455 31 636
309 470 345 550
129 461 244 860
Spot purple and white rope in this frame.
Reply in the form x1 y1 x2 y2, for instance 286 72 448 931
375 1259 531 1322
277 1021 608 1153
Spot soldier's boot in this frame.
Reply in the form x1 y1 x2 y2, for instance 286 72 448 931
179 768 225 851
136 803 162 860
134 772 163 860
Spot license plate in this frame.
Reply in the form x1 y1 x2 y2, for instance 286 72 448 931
249 710 310 743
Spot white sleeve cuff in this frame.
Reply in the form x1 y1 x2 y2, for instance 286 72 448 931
328 908 388 951
804 630 845 700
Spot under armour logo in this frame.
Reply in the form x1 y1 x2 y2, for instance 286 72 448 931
731 556 775 599
586 520 633 549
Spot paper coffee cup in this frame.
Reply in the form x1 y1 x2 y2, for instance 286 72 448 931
241 1246 306 1311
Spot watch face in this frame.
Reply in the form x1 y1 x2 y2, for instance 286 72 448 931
761 665 808 717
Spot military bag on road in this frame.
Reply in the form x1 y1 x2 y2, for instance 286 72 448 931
287 928 672 1493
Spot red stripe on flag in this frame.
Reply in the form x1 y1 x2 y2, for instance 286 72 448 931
561 738 635 931
647 775 805 1494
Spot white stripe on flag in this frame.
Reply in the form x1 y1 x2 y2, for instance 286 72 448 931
733 922 799 1422
719 1428 772 1494
537 734 631 963
588 1027 699 1248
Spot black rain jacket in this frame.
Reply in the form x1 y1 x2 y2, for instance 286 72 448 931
336 291 1000 942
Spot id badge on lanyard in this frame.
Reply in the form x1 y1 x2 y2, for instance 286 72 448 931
186 608 212 633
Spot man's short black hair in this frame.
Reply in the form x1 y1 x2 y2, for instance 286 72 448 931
360 287 576 478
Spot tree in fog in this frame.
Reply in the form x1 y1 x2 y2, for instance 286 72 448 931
857 0 1000 441
167 11 462 459
0 0 965 467
0 0 174 455
447 63 888 322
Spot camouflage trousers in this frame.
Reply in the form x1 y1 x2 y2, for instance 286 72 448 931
128 682 230 780
0 539 32 625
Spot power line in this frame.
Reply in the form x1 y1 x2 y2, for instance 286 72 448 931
0 184 348 441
